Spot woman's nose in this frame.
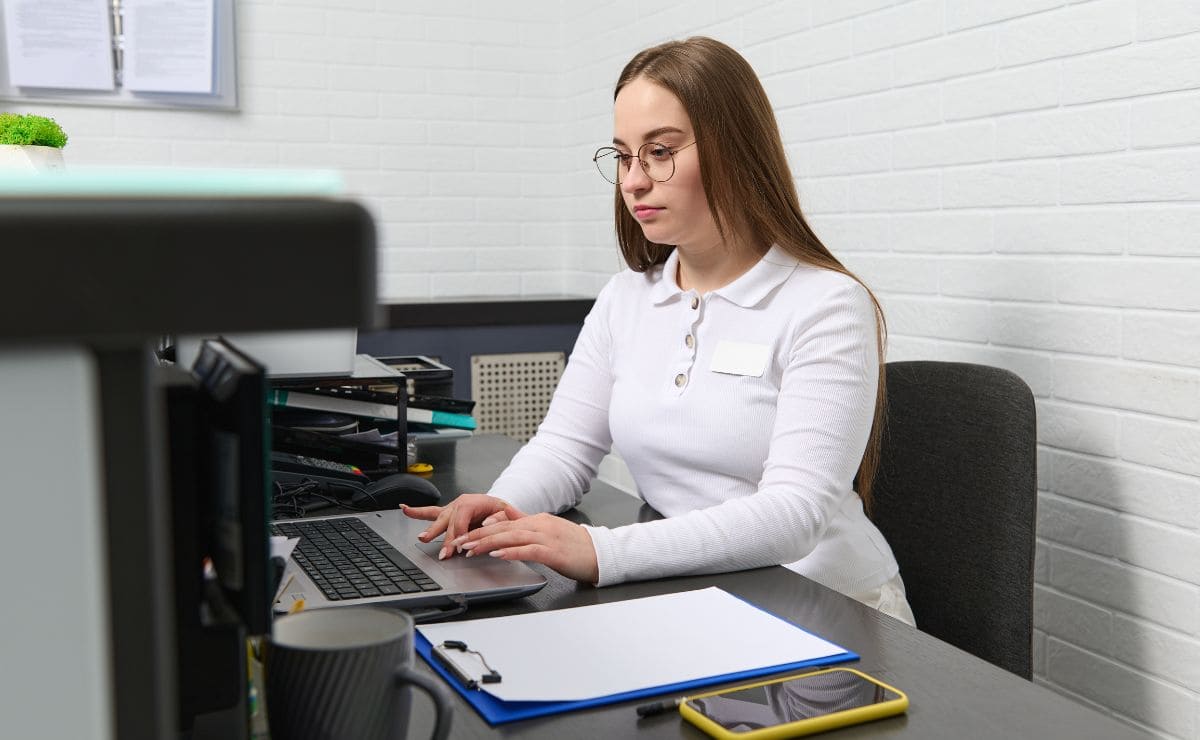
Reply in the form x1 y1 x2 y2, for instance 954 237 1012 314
620 159 652 194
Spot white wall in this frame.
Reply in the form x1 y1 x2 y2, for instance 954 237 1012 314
6 1 1199 736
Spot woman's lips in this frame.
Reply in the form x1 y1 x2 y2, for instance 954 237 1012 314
634 206 663 220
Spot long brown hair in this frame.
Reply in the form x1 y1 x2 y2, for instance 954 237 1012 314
613 37 888 511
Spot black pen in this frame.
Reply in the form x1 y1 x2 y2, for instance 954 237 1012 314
636 697 683 717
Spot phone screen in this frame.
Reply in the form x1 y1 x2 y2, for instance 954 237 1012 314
684 670 902 733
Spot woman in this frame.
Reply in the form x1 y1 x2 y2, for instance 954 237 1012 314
404 37 914 624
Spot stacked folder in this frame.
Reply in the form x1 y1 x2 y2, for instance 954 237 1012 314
269 387 477 432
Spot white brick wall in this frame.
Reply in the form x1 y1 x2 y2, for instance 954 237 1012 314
6 1 1198 733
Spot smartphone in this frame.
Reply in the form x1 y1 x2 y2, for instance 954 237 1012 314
679 667 908 740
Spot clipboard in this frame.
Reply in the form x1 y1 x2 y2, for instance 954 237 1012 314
415 587 859 725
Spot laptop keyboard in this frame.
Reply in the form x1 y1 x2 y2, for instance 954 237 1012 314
272 518 442 601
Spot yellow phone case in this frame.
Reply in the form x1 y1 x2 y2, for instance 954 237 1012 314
679 667 908 740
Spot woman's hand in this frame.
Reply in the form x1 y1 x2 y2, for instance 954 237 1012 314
401 493 521 561
453 513 600 584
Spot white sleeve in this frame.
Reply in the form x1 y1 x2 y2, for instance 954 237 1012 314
584 281 879 586
485 278 618 514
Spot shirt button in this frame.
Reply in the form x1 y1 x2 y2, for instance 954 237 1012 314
685 334 694 349
690 296 699 310
674 373 687 388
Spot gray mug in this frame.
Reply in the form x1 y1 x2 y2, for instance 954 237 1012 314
265 607 452 740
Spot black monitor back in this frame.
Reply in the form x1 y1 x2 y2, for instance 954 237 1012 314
167 338 271 733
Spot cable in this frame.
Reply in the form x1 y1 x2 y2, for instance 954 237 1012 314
272 478 371 515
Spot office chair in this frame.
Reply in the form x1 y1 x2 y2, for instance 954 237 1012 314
868 361 1037 679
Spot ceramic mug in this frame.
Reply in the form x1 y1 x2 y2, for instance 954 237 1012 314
266 607 451 740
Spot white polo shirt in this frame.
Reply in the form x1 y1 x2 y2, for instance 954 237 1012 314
487 245 900 596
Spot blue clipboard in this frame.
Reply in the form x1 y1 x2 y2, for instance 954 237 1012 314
414 603 859 725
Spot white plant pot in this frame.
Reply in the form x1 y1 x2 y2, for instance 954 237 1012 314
0 144 65 172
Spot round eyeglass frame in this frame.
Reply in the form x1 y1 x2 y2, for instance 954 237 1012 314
592 141 697 185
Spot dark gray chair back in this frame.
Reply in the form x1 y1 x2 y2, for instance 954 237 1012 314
869 361 1037 679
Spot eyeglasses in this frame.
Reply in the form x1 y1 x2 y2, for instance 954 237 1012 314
592 141 697 185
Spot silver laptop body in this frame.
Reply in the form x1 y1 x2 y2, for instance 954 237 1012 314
272 509 546 614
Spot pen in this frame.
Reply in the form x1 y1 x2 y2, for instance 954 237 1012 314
636 697 683 717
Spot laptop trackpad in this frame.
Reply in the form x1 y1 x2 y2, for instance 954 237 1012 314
412 540 505 570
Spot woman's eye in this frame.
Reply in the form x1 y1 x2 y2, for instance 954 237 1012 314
646 146 671 160
617 153 634 167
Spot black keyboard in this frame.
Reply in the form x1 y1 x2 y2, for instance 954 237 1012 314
273 518 442 601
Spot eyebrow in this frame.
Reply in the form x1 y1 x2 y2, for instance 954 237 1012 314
612 126 688 147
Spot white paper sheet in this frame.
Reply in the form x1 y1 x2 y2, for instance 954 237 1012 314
418 587 848 703
1 0 115 90
122 0 214 93
270 535 299 563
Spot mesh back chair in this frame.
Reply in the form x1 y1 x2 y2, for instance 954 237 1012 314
869 361 1037 679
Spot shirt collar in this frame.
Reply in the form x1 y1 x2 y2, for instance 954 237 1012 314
646 244 799 308
648 248 683 305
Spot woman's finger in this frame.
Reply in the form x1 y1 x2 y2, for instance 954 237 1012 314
479 511 510 527
440 508 466 559
418 506 454 544
400 504 441 521
487 543 551 564
462 526 544 558
440 498 488 558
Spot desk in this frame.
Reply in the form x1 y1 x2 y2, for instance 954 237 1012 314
403 435 1145 740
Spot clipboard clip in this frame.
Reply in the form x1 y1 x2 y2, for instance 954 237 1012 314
432 640 502 690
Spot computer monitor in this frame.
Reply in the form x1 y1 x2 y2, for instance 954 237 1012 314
167 337 272 733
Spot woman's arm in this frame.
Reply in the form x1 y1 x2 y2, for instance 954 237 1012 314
403 277 621 561
483 277 619 515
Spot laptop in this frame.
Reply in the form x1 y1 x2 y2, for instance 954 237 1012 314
271 509 547 615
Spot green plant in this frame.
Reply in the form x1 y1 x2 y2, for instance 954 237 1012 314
0 113 68 148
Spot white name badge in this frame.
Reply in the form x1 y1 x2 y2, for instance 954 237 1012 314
710 340 770 377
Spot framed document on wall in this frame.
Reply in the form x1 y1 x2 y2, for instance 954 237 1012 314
0 0 237 111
